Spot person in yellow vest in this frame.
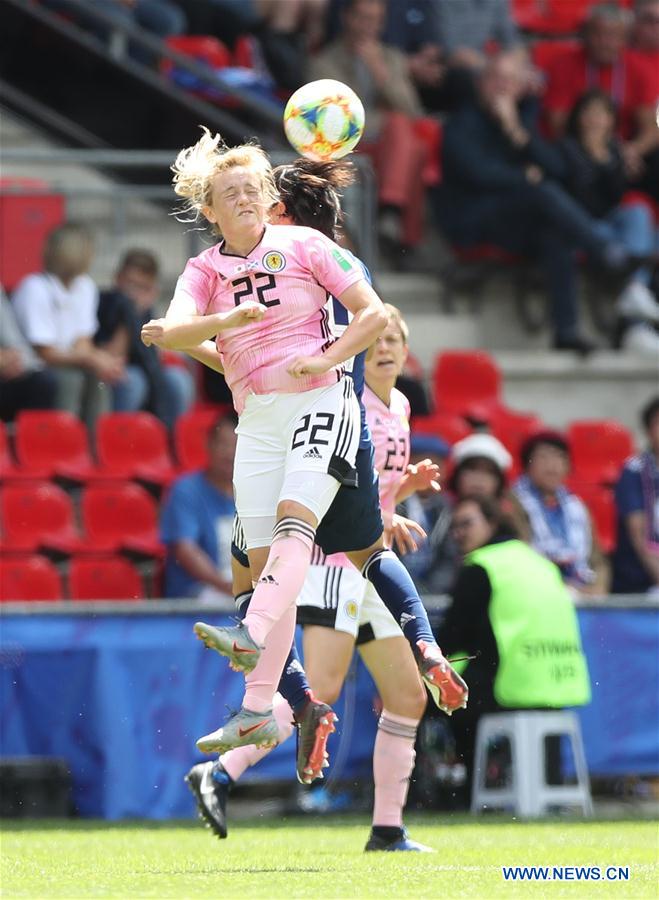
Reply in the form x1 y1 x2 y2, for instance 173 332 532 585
441 494 591 804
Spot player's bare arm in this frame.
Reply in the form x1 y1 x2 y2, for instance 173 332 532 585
288 280 387 377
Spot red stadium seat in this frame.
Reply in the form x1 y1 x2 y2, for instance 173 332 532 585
531 39 580 73
15 410 111 483
68 556 144 601
96 412 176 487
233 35 255 68
0 481 84 555
568 419 635 487
490 408 545 456
174 408 220 472
81 482 164 559
0 421 38 482
432 351 503 419
0 555 63 601
574 485 616 555
514 1 589 35
162 35 232 73
411 412 471 446
413 117 443 187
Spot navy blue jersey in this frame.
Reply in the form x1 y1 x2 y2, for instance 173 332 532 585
329 251 371 450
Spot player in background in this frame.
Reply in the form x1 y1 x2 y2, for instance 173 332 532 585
142 129 387 749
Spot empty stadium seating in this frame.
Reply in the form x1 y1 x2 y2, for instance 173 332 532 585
0 421 38 482
411 411 471 446
174 407 220 472
0 555 63 601
95 412 176 487
80 482 164 559
14 410 113 483
68 556 144 601
432 350 503 420
0 481 84 555
568 420 635 487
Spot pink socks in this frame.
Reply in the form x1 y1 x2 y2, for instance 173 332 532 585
372 710 420 828
220 693 294 782
243 603 297 712
243 517 316 647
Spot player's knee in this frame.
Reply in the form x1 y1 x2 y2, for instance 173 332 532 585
276 499 317 527
311 674 343 706
385 681 427 720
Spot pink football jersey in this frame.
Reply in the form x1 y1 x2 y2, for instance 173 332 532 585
363 384 411 529
172 224 363 413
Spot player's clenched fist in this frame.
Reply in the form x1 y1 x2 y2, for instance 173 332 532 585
141 318 166 347
220 301 266 330
287 355 334 378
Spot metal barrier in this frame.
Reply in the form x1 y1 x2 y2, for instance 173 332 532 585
0 594 655 616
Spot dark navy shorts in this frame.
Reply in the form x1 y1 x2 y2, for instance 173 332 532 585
231 445 383 567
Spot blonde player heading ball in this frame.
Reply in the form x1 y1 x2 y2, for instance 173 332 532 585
142 128 388 748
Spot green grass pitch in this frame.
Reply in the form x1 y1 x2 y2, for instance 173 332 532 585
1 816 657 898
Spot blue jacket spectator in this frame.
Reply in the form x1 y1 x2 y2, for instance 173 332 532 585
612 397 659 594
436 52 651 353
161 414 237 599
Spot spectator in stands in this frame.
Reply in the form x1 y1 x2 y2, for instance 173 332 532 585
432 0 519 66
612 396 659 595
559 90 659 351
176 0 328 90
449 433 511 501
432 0 522 108
449 432 530 539
440 494 591 804
0 289 57 422
513 430 610 595
397 433 456 594
436 51 656 353
629 0 659 201
160 413 237 599
96 249 195 428
11 224 121 431
542 3 657 185
310 0 429 257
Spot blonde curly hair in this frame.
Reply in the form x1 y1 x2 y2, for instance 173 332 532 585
172 127 279 231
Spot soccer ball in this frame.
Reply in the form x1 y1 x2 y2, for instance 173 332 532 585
283 79 365 161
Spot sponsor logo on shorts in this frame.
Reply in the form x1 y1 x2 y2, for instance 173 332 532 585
262 251 286 273
344 600 358 620
303 447 322 459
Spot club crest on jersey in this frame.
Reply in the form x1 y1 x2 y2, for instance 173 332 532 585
262 251 286 273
